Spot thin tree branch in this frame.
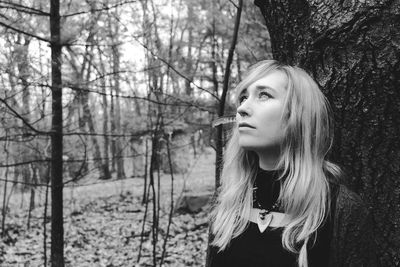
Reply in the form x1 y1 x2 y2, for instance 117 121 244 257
61 0 138 18
0 21 50 43
228 0 239 9
0 159 49 168
0 2 49 16
0 97 50 135
159 135 175 266
133 36 220 100
110 13 220 100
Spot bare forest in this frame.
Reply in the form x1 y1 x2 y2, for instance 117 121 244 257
0 0 399 266
0 0 270 266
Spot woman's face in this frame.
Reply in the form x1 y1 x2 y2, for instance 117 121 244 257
236 70 287 153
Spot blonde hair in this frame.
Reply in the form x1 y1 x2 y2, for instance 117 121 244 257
210 60 341 267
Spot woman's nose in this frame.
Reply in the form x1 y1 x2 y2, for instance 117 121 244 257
237 101 251 117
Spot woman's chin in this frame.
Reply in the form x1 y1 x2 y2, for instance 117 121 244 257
238 141 280 153
238 141 259 151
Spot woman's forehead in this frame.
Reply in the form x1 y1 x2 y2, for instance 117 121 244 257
238 71 288 95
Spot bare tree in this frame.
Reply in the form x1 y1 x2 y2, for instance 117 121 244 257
50 0 64 265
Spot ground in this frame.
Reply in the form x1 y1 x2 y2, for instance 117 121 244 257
0 147 216 267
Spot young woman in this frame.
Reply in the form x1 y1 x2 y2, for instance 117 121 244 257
208 60 376 267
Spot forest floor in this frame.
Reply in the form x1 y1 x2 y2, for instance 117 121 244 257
0 147 216 267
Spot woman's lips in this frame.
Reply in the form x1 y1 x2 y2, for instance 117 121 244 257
238 122 255 129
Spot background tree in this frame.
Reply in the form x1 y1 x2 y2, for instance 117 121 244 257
255 0 400 265
50 0 64 265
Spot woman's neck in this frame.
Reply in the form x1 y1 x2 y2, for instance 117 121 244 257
257 149 280 170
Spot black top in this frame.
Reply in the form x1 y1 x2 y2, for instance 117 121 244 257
209 168 333 267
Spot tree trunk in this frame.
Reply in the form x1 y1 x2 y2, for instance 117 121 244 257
81 90 104 178
16 34 32 190
50 0 64 265
27 164 36 230
83 40 105 179
81 60 104 179
98 48 111 179
215 0 243 188
108 7 125 178
142 138 149 204
255 1 400 265
185 3 194 96
111 42 125 179
110 88 116 173
1 131 10 238
206 1 243 267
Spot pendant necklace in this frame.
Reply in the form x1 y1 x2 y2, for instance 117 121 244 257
253 176 281 233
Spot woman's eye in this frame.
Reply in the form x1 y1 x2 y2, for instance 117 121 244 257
259 92 271 100
238 95 247 104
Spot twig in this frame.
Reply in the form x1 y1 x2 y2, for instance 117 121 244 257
110 13 220 101
228 0 239 9
1 130 10 238
43 164 51 267
61 0 138 18
137 174 151 263
0 130 213 175
159 135 175 266
142 138 149 204
0 97 50 135
156 152 161 243
0 1 49 16
149 118 161 266
0 21 50 43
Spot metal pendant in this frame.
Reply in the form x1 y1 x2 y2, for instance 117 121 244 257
257 209 273 233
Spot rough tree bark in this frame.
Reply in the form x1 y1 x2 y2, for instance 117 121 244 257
255 0 400 265
50 0 64 266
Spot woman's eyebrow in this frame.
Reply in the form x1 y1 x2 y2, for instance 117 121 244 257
238 88 248 96
255 85 277 94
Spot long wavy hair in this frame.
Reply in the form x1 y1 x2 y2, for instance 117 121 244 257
210 60 341 267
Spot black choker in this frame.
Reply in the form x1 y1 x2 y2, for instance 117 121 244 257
253 169 282 232
252 169 281 211
253 183 281 212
